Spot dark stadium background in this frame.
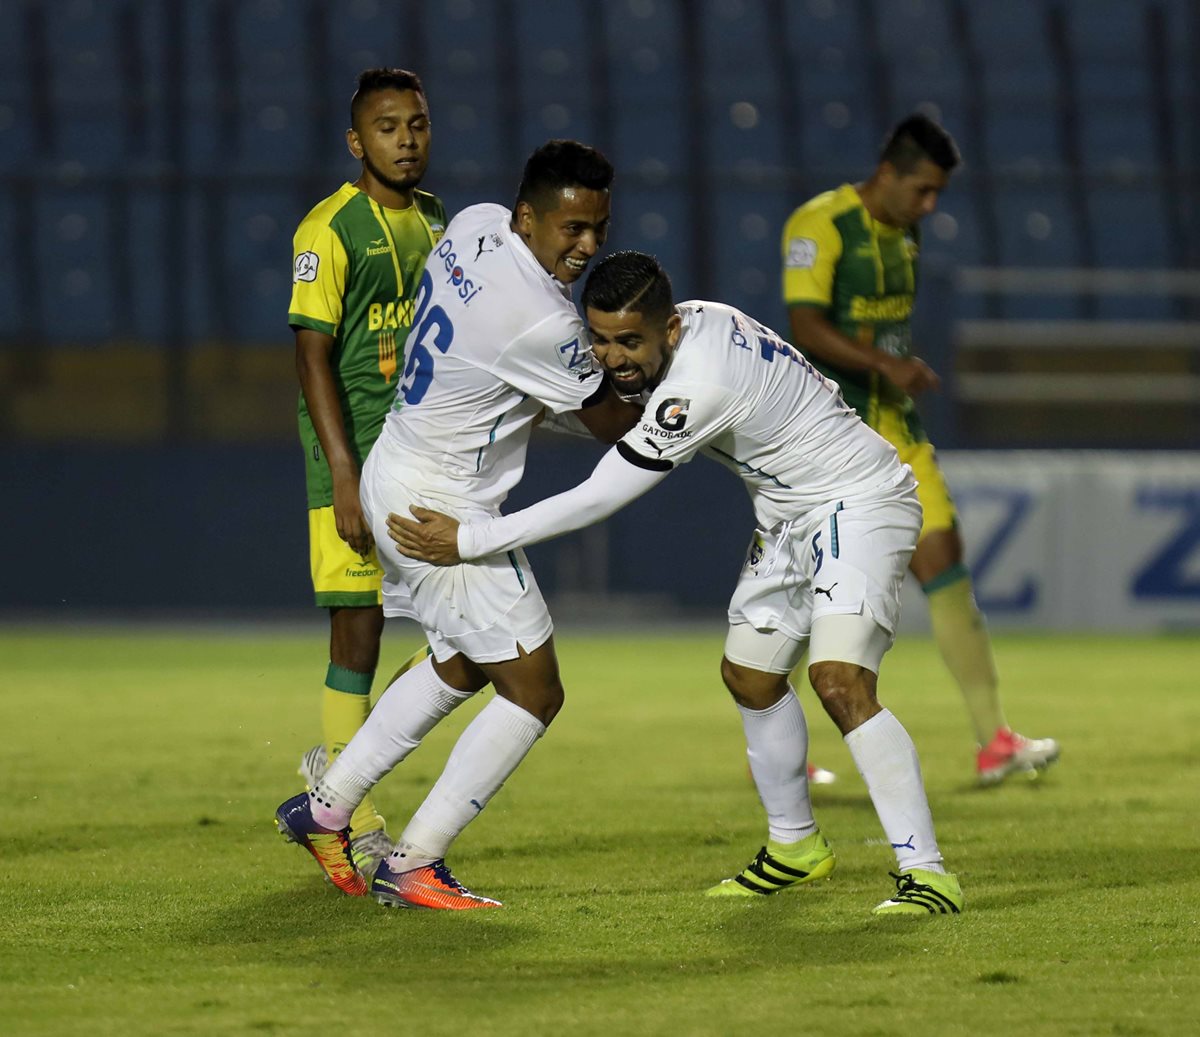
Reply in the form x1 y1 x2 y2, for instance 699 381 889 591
2 0 1198 618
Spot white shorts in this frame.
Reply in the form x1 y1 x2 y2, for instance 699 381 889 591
360 441 554 665
724 605 896 675
724 494 921 673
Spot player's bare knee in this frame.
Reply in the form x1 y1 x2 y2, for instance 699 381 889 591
329 605 385 672
720 656 789 710
497 681 564 727
432 653 490 695
809 660 879 734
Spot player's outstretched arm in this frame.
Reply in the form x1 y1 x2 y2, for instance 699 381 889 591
387 444 668 565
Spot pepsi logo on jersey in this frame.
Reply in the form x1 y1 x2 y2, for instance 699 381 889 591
433 236 485 305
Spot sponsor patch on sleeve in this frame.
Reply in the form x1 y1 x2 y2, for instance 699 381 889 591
784 237 818 269
654 397 690 432
555 336 595 377
294 251 320 283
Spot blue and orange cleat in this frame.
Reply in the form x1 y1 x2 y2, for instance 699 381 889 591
372 856 502 911
274 792 368 896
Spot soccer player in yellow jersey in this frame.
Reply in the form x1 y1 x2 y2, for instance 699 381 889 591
288 69 446 872
781 114 1059 784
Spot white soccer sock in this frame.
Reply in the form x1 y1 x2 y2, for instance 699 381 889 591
309 657 474 830
843 708 945 873
739 689 817 844
397 694 546 861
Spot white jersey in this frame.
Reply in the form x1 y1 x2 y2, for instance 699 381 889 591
376 202 604 511
623 301 912 528
455 299 919 566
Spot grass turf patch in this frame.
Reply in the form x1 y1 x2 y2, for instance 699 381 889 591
1 627 1198 1035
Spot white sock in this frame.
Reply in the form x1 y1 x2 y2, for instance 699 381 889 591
843 708 945 873
396 695 546 862
739 688 816 844
309 658 473 830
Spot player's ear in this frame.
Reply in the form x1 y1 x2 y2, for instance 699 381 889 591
514 200 535 235
346 128 364 161
666 312 683 348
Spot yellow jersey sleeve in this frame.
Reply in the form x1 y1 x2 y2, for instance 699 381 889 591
288 218 350 336
781 205 843 308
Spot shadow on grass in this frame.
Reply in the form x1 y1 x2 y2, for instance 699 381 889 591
186 884 532 961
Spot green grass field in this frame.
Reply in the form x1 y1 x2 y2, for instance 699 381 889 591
2 626 1198 1036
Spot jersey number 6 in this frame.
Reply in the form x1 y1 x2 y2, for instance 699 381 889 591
401 269 455 406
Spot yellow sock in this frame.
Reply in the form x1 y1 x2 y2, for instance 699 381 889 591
924 566 1006 745
322 663 385 836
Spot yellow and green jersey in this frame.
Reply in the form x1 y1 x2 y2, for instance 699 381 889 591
289 183 447 508
781 183 920 424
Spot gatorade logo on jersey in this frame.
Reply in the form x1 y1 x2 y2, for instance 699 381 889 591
433 237 485 305
294 251 319 282
641 398 693 441
655 398 690 432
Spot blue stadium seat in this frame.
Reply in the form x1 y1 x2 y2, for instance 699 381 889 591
604 0 686 107
708 188 792 326
34 189 115 341
876 0 957 56
781 0 864 54
1068 2 1149 62
982 105 1064 175
877 0 968 108
124 189 169 342
512 0 593 150
617 186 689 292
222 188 303 342
968 0 1053 61
0 187 17 332
420 4 511 192
923 193 987 270
698 0 775 96
992 186 1082 268
705 93 788 173
0 0 29 170
1088 188 1172 268
38 2 128 172
231 3 309 93
799 96 876 180
610 109 689 188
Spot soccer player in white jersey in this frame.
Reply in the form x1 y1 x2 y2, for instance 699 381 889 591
389 251 964 915
273 141 642 909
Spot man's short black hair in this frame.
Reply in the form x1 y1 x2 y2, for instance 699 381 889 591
351 68 426 130
880 113 960 174
515 139 614 214
581 250 674 322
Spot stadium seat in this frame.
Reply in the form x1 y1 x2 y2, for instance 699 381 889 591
0 187 18 331
992 185 1083 269
1087 187 1173 268
222 188 306 342
33 189 115 341
709 187 792 324
617 186 689 291
924 192 987 271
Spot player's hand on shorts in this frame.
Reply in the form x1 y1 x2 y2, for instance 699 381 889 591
333 476 374 557
387 507 462 566
880 354 941 396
